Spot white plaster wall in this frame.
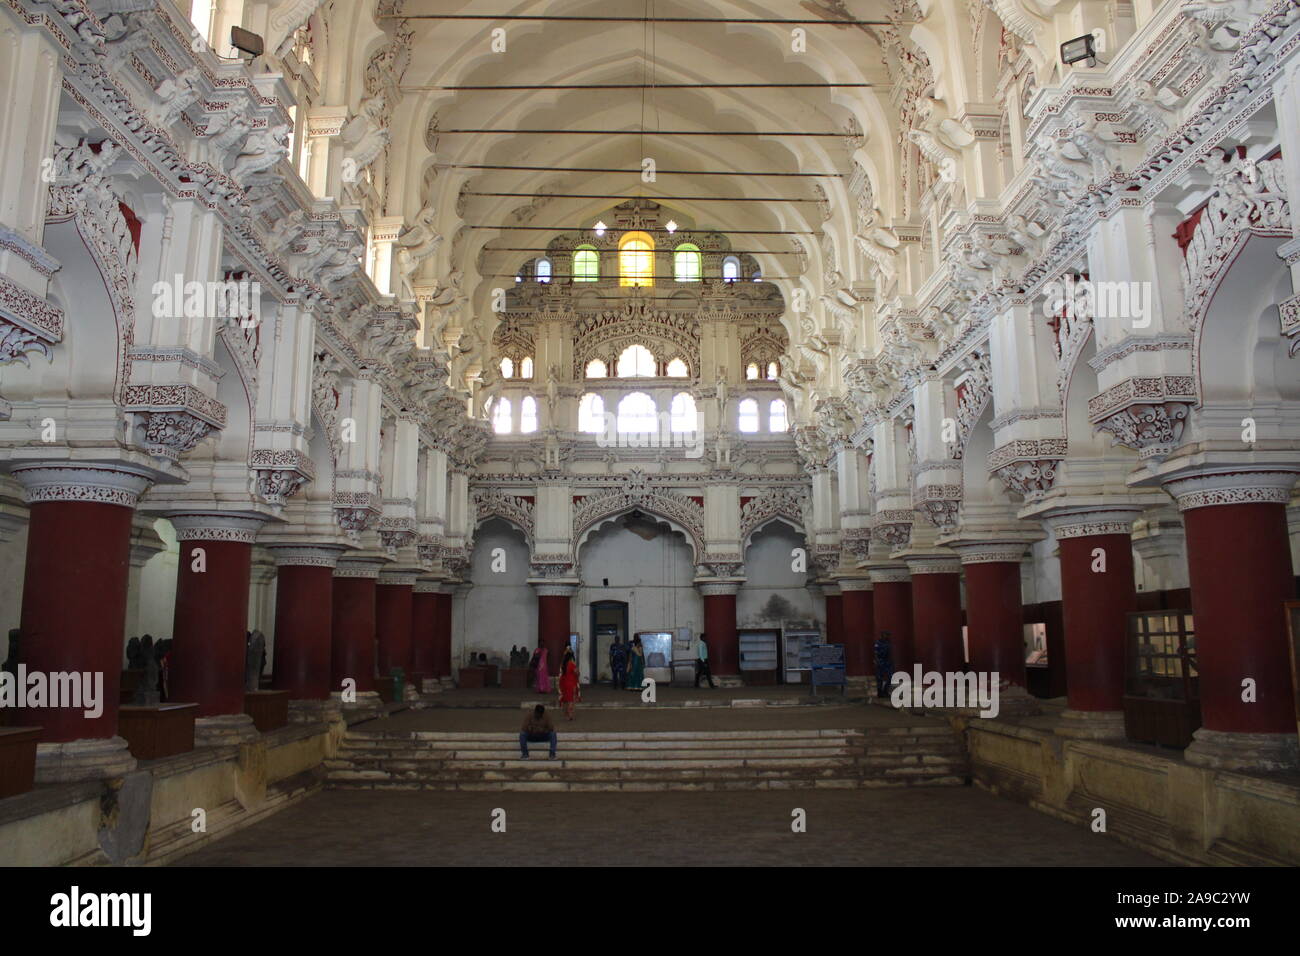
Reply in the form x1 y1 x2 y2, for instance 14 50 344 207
0 521 28 661
737 523 815 626
575 517 701 651
136 519 179 641
1023 535 1062 605
459 519 536 666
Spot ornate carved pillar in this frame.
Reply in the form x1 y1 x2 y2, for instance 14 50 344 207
167 513 265 745
838 578 874 676
1042 507 1143 739
952 542 1031 691
906 557 965 675
331 557 383 706
533 582 576 675
698 580 741 678
267 545 343 712
11 464 153 782
375 570 415 682
1164 471 1300 771
410 578 442 691
869 567 914 672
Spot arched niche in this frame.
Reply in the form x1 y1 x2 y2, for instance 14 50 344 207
576 511 700 639
462 517 536 659
738 521 813 627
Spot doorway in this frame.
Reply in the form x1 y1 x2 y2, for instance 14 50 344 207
590 600 629 681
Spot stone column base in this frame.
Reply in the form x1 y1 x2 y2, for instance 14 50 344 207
1184 728 1300 773
35 736 137 784
420 678 444 694
288 698 344 725
714 675 745 689
193 713 260 747
996 683 1042 717
1054 708 1126 739
438 676 455 689
332 690 384 721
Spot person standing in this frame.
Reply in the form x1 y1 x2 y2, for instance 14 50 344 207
624 635 645 691
873 631 894 699
532 644 552 694
519 704 557 759
609 639 628 689
558 654 580 720
694 633 716 689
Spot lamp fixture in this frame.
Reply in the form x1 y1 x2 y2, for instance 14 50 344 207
665 219 678 233
593 220 607 236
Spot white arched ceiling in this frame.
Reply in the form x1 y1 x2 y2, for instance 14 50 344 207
378 0 902 346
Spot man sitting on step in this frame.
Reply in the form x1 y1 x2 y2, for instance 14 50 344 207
519 704 558 759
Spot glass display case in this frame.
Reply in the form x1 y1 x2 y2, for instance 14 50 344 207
782 625 821 683
635 631 674 685
1123 610 1200 748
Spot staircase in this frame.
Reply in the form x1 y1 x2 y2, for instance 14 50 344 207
325 726 969 792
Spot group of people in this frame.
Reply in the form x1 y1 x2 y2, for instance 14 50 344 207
608 634 715 689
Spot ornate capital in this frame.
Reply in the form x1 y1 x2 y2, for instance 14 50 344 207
872 509 914 549
168 513 265 543
123 384 228 462
868 567 911 584
906 559 962 576
1090 376 1196 461
532 582 578 598
378 571 417 587
334 559 384 579
988 438 1067 499
1043 507 1142 540
12 464 152 508
267 545 344 568
1163 470 1300 512
696 580 741 597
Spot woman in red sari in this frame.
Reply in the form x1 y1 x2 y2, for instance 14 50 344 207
558 650 580 720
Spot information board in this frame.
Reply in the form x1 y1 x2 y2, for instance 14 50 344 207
810 643 846 692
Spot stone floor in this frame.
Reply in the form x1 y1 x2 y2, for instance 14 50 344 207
175 787 1168 866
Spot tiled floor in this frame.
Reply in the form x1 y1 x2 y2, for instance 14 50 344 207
176 788 1168 867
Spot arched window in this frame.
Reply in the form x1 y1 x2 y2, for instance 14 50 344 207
665 357 689 378
617 392 658 433
519 357 534 378
585 358 607 378
769 399 789 432
722 256 740 283
500 357 514 378
737 398 759 433
492 396 513 434
578 393 606 433
745 362 759 380
673 243 701 282
616 344 656 378
766 361 779 381
520 396 538 433
573 246 599 282
535 257 552 283
619 231 654 287
670 392 698 433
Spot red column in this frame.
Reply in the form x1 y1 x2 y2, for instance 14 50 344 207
1167 472 1298 766
536 585 574 669
375 572 414 677
410 582 439 684
13 465 151 744
959 550 1028 688
701 584 739 675
332 562 379 693
1049 510 1139 720
908 561 965 674
168 514 261 719
870 570 914 671
825 590 845 647
432 589 453 678
839 581 874 676
269 547 341 700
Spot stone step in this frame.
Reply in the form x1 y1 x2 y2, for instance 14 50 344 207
341 728 867 742
338 743 863 759
338 738 862 753
324 775 968 792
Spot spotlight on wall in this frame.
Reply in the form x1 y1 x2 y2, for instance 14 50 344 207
231 26 265 59
1059 34 1097 67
